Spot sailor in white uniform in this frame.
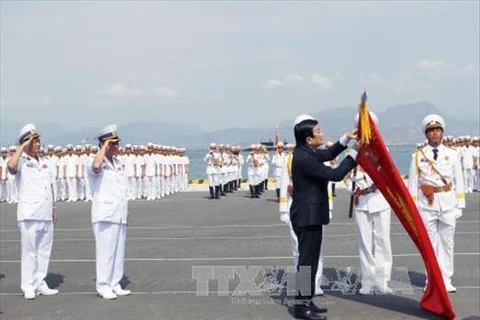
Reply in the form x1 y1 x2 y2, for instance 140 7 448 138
8 124 59 299
0 147 8 202
408 114 465 293
88 125 131 299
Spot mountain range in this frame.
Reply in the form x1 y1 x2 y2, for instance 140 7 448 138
1 102 478 149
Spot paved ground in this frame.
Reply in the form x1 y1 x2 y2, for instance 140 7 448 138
0 190 479 320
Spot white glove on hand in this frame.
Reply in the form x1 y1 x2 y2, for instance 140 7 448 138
280 212 290 223
455 208 462 219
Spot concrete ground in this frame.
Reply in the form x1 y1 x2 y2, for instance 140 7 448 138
0 190 479 320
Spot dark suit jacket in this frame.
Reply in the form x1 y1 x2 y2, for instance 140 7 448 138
290 143 356 228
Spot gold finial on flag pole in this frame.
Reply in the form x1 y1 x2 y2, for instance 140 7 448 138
358 91 372 145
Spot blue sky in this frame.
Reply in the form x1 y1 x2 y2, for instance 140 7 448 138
1 1 478 131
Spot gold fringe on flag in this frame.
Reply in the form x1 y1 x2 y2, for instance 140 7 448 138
358 91 372 145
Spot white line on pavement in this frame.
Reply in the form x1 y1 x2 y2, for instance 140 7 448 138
1 252 479 263
1 232 479 242
1 220 478 232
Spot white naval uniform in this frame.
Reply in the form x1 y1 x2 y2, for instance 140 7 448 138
58 156 67 201
144 154 156 200
88 156 129 296
408 144 465 287
279 153 326 291
15 154 55 294
7 162 18 203
272 152 285 189
0 156 8 202
64 154 79 202
204 152 221 187
474 145 480 191
346 170 392 292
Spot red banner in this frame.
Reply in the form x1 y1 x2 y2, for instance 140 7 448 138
356 105 455 319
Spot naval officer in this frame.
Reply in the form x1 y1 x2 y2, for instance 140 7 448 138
88 125 131 299
8 124 59 299
408 114 465 292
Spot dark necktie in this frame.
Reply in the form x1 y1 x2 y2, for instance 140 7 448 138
433 148 438 161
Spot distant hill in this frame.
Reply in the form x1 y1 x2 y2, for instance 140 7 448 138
1 102 478 148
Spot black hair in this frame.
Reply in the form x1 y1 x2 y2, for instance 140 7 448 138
294 119 318 146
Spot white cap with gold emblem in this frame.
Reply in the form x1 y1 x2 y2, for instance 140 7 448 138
422 114 445 133
17 123 40 144
97 124 120 143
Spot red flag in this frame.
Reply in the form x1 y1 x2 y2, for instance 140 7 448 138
356 93 455 320
274 125 279 146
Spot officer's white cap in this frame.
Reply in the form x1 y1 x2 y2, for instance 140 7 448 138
1 147 7 152
125 143 132 148
47 144 54 149
147 142 153 147
17 123 40 144
66 144 73 149
422 114 445 133
276 142 284 147
209 143 217 148
294 114 315 126
54 146 62 151
97 124 120 143
9 146 16 151
75 145 82 150
354 111 379 127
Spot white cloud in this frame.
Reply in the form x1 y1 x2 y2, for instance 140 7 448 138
417 59 455 70
265 79 284 89
95 83 145 98
154 87 181 98
284 74 304 83
310 74 334 90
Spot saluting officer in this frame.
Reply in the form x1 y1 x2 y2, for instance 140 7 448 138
408 114 465 293
88 125 131 299
8 124 59 299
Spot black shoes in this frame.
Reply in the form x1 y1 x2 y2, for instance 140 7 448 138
294 305 327 320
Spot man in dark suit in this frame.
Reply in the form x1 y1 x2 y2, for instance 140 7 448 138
290 114 359 320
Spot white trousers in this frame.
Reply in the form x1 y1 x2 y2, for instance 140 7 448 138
135 177 143 199
92 222 127 294
145 176 156 200
420 208 456 284
84 176 92 201
275 175 282 189
66 177 77 201
7 179 17 203
77 177 85 200
207 174 220 187
126 177 136 200
355 208 392 289
19 220 54 293
0 180 7 202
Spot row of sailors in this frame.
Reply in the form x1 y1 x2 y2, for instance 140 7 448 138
416 135 480 193
204 142 330 200
204 144 245 199
0 143 190 203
